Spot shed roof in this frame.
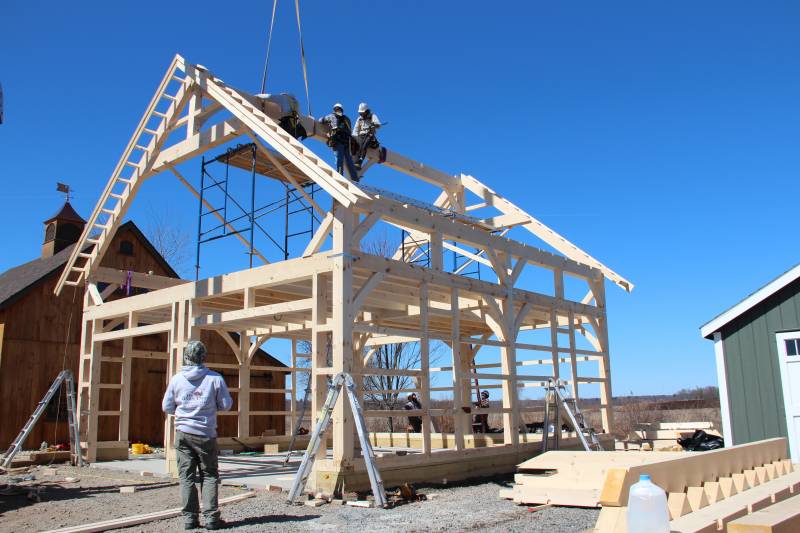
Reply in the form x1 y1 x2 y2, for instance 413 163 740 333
700 263 800 339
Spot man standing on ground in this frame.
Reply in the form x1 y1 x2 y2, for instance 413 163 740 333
318 103 359 181
162 340 232 530
404 393 423 433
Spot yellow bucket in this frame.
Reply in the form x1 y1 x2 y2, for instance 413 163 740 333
131 443 146 455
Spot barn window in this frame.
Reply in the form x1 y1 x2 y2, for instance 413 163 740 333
119 240 134 256
786 338 799 356
45 223 56 242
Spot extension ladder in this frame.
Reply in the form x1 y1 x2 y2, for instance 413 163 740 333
541 378 603 453
56 55 191 294
286 372 387 508
1 370 84 469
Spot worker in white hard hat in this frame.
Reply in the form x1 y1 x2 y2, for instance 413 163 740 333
318 103 359 181
352 102 383 170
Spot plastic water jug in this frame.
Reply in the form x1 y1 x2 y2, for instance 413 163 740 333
627 474 670 533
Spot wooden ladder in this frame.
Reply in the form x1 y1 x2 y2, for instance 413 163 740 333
186 64 371 208
55 55 192 295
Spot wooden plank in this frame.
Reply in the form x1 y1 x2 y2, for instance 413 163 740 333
93 321 172 342
599 438 790 507
670 471 800 533
728 493 800 531
194 298 314 327
41 491 255 533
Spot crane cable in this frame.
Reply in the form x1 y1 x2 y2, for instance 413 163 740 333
294 0 312 116
259 0 313 117
259 0 279 95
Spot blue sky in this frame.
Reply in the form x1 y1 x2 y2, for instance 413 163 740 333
1 1 798 396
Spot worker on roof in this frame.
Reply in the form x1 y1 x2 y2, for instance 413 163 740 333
352 102 385 170
318 103 359 181
162 340 232 531
404 393 423 433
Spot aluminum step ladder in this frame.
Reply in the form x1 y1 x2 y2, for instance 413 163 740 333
55 55 191 295
286 372 387 508
1 370 84 469
541 378 603 453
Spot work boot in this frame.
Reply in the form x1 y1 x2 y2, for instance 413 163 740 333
184 519 199 530
205 519 227 530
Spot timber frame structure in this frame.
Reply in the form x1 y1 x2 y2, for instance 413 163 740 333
57 55 633 490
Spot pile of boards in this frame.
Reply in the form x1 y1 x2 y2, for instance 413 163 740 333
500 437 800 532
616 421 719 451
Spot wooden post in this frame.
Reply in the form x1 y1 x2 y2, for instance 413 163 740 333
429 232 443 271
238 330 251 439
165 300 189 475
119 319 133 443
290 338 297 436
450 287 466 451
420 282 432 456
567 310 579 401
311 272 329 461
592 275 615 433
498 252 520 447
331 204 355 463
77 315 102 463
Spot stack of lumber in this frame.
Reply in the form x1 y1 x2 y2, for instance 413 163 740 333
499 450 683 507
594 437 796 532
617 421 719 451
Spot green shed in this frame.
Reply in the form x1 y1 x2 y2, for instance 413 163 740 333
701 263 800 461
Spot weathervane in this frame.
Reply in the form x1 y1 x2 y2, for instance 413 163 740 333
56 182 72 202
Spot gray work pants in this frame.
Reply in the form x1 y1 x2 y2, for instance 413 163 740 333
175 430 220 523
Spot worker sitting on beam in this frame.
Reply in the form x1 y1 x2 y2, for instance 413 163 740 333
319 102 360 181
352 102 386 170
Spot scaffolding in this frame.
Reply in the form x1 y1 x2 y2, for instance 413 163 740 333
196 143 320 277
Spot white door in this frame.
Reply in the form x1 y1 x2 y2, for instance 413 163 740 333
776 331 800 462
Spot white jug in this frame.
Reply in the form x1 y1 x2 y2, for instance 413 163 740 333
627 474 670 533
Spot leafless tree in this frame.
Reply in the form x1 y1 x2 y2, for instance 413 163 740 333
144 204 192 277
360 233 442 431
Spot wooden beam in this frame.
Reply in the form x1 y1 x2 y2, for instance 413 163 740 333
93 321 172 342
194 298 314 327
41 492 256 533
302 211 333 257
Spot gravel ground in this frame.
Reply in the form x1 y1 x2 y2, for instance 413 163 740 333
1 466 598 532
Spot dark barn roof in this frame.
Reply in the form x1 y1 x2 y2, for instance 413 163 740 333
0 220 286 369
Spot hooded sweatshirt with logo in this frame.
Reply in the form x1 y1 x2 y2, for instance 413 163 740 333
162 365 233 438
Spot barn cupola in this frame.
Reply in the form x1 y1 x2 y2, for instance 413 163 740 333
42 202 86 258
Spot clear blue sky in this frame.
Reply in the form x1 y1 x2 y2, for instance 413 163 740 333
1 1 798 396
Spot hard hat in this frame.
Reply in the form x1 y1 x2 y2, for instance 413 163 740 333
333 102 343 111
358 102 368 113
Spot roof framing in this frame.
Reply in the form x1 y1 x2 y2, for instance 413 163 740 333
55 54 633 296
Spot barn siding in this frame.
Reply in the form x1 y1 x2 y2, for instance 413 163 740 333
0 224 286 450
721 278 800 445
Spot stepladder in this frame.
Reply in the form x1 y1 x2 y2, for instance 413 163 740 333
286 372 387 508
541 378 604 452
1 370 84 469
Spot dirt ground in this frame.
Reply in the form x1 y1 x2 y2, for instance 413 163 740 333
0 465 598 532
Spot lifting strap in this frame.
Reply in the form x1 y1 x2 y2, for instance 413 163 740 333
294 0 312 116
260 0 279 94
258 0 312 116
